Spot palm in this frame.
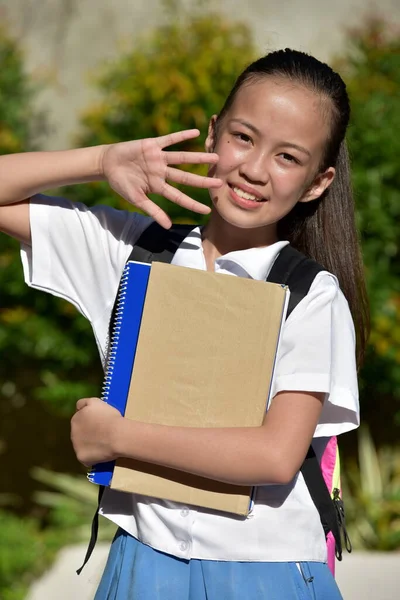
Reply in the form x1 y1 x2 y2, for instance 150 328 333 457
102 129 221 228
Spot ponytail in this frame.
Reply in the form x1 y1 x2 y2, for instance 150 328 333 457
278 140 370 368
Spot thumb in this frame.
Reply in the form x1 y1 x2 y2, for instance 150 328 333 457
75 397 93 412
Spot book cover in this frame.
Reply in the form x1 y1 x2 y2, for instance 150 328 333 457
106 261 289 515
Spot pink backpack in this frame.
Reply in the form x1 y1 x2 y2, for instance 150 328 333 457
320 436 352 575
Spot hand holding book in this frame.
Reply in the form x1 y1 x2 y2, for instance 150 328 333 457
71 397 123 467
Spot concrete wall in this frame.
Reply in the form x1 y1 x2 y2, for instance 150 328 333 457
1 0 399 149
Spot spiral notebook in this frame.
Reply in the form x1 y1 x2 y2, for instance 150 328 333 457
89 261 289 515
88 261 151 487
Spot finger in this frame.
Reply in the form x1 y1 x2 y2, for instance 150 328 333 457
161 183 211 214
128 192 172 229
165 151 219 166
156 129 201 149
166 167 223 189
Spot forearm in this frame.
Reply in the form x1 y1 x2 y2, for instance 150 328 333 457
0 146 106 205
115 419 289 486
72 393 322 487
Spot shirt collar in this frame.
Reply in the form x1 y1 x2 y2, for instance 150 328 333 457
171 226 289 282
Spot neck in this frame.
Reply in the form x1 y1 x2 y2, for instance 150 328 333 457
201 210 278 270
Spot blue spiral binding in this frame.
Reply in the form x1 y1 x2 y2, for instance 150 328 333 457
101 275 129 404
88 261 151 486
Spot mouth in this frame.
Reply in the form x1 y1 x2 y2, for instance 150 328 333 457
231 185 266 202
227 184 267 209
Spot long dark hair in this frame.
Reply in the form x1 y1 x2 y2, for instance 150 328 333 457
216 49 369 367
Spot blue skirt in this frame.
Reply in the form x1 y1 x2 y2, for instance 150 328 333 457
95 529 343 600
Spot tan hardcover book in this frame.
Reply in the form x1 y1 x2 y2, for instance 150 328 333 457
110 261 289 515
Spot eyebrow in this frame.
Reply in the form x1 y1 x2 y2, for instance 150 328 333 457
280 142 311 157
229 118 261 136
229 118 311 157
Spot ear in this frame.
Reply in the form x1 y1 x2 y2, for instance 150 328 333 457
300 167 336 203
205 115 218 152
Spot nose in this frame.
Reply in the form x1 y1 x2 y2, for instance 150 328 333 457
239 148 269 186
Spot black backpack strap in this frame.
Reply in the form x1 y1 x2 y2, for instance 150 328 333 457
76 485 105 575
127 222 193 264
267 244 347 560
77 222 192 574
267 245 324 318
301 447 343 561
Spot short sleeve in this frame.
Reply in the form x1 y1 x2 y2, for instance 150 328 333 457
271 271 359 437
21 195 151 358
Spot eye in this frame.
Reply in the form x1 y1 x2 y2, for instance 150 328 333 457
279 153 300 164
232 132 252 144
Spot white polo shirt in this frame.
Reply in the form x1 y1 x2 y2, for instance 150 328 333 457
22 195 359 563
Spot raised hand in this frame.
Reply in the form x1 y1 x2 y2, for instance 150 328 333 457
100 129 222 228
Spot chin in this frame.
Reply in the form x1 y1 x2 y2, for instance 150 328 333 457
212 199 273 231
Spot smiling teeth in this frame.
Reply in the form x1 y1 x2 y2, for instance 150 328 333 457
233 186 262 201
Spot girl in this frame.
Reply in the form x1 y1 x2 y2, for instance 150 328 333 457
0 49 368 599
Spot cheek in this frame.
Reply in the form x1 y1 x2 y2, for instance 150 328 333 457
272 166 311 198
214 140 244 175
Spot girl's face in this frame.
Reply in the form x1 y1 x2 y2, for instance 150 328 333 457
206 78 335 236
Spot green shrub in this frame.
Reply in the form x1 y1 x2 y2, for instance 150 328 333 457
342 426 400 550
338 19 400 426
0 510 45 600
0 27 35 154
32 467 115 541
0 23 101 419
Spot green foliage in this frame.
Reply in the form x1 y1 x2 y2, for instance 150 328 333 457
0 468 115 600
0 498 96 600
0 27 34 154
342 426 400 550
0 510 46 600
0 26 98 419
339 20 400 422
0 28 99 596
32 467 114 540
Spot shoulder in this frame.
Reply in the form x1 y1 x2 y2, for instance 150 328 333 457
286 269 355 345
308 271 342 307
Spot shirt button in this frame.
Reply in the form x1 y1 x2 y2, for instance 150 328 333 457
180 509 189 517
179 541 188 552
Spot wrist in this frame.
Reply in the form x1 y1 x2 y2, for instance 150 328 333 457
111 415 134 460
95 144 111 180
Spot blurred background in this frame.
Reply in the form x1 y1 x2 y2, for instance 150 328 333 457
0 1 399 598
